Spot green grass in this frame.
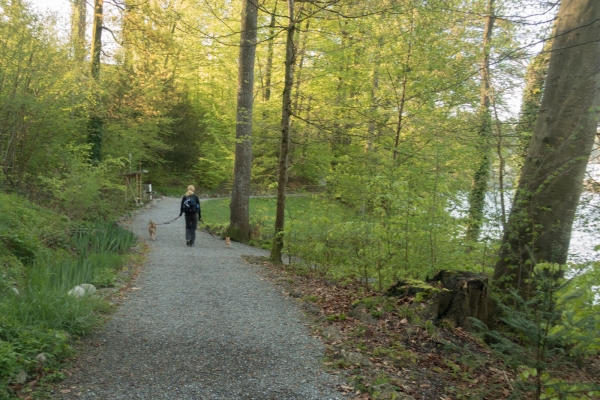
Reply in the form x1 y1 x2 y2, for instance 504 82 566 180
201 195 354 228
200 195 355 251
153 186 184 197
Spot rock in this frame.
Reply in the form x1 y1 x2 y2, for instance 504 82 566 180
68 286 85 298
372 383 399 399
348 308 377 325
35 353 46 364
68 284 97 299
321 326 342 341
300 302 321 316
78 283 97 295
14 370 27 384
342 351 373 367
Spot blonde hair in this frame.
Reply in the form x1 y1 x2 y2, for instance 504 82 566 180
185 185 195 197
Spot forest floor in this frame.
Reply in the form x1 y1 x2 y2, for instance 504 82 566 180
46 197 599 400
246 256 600 400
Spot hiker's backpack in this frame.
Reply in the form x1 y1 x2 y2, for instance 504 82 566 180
183 195 198 214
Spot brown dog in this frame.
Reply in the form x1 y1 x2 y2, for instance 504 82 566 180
148 220 157 241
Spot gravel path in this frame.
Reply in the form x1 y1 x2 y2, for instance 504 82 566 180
58 197 342 400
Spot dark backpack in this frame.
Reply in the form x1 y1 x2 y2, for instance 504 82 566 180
183 195 198 214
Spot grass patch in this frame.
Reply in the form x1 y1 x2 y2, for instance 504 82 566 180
201 195 354 244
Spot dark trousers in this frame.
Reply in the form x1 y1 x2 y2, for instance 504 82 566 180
184 213 198 244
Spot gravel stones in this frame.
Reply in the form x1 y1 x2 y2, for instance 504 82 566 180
57 197 342 400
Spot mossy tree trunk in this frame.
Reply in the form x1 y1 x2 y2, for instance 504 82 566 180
493 0 600 299
515 41 551 170
466 0 495 242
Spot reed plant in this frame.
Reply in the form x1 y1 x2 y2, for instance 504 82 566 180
73 221 135 255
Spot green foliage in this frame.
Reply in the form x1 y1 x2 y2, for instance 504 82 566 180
326 313 347 322
39 145 129 221
201 194 492 287
472 263 600 400
0 190 135 397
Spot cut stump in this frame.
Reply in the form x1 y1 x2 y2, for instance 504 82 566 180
386 270 489 329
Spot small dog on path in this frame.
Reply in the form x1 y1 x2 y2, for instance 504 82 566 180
148 220 157 241
225 236 231 248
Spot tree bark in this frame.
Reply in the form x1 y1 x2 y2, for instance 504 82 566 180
90 0 103 80
466 0 495 241
493 0 600 297
72 0 86 63
263 1 277 102
229 0 258 243
515 41 551 168
88 0 104 163
270 0 296 264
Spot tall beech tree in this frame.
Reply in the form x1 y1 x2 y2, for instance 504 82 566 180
88 0 104 163
515 41 551 167
493 0 600 297
466 0 495 242
270 0 297 263
263 1 278 102
71 0 86 63
229 0 259 243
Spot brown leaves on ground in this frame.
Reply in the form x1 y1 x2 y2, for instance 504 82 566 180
243 256 600 400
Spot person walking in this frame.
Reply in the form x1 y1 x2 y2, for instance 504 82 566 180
180 185 201 246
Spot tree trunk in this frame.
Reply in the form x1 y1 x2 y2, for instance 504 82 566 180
88 0 104 163
270 0 296 264
90 0 103 80
466 0 495 241
229 0 258 243
72 0 86 63
293 18 308 113
263 2 277 102
493 0 600 297
386 270 489 329
515 41 551 167
392 10 414 163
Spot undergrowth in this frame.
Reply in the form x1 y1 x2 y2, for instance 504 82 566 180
0 192 136 398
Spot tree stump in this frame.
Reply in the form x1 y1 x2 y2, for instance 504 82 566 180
386 270 489 329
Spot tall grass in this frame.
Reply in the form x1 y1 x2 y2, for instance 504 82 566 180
28 253 97 292
3 287 101 335
73 221 135 255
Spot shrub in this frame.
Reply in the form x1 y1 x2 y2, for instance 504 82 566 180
472 263 600 400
